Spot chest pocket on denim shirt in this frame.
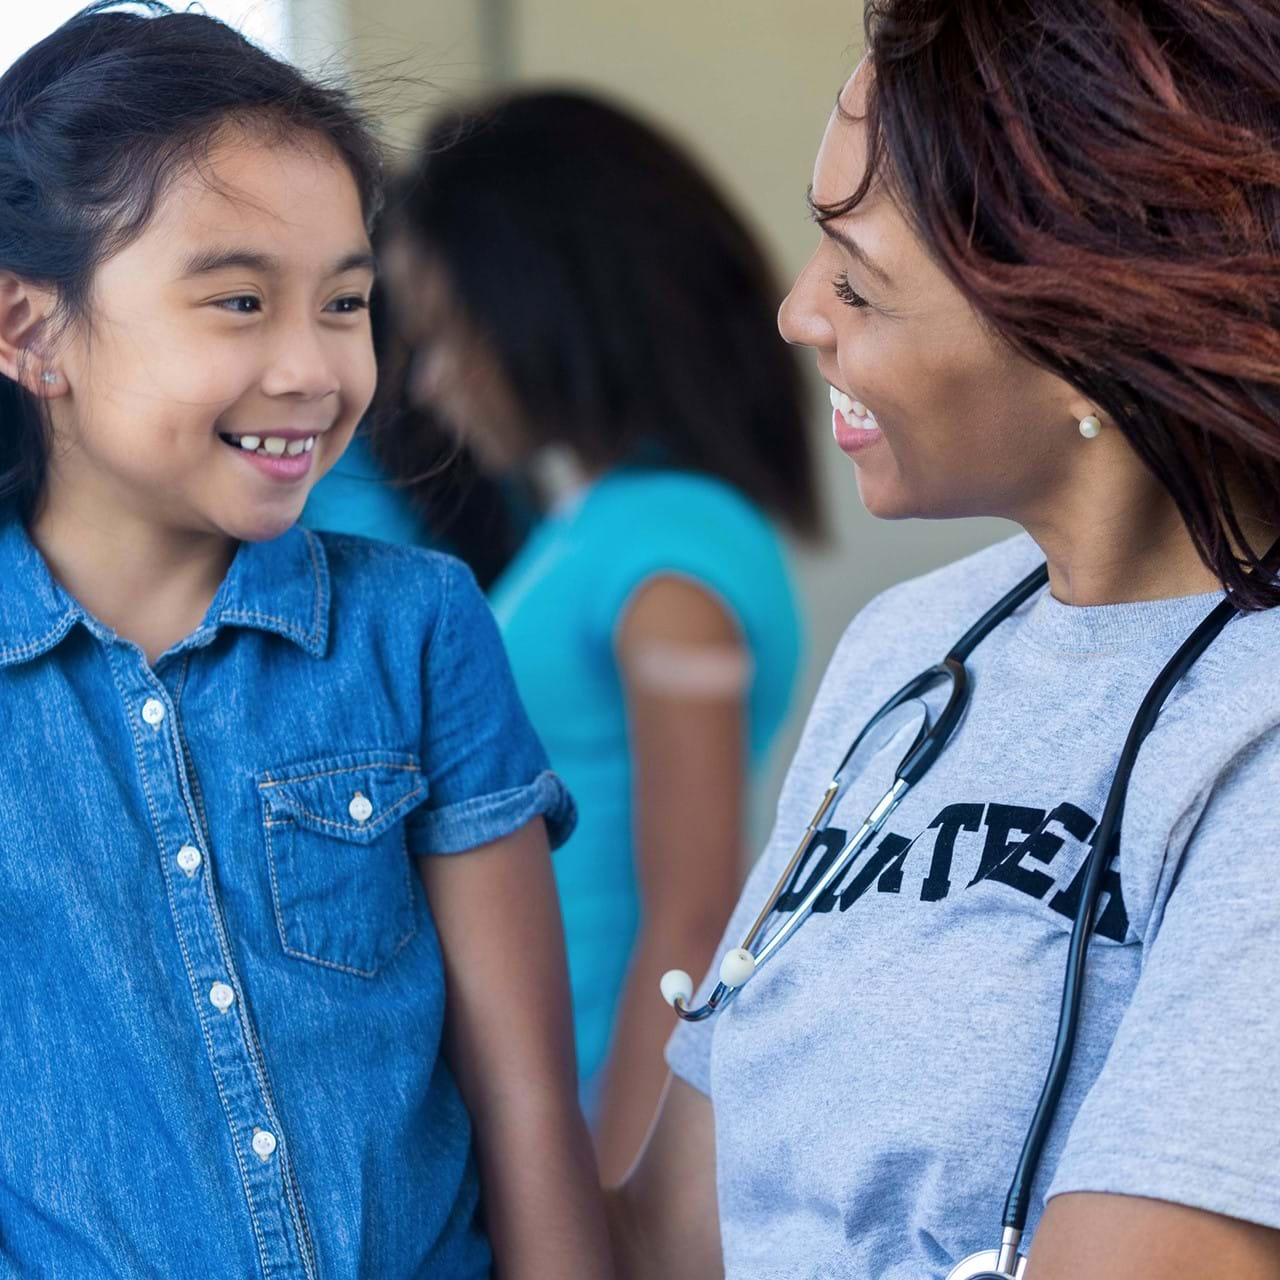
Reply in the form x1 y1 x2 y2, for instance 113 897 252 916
258 752 427 977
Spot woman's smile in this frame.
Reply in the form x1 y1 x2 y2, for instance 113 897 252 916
829 382 883 455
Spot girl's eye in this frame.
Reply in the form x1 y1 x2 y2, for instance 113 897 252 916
327 295 371 315
832 271 869 310
217 295 261 314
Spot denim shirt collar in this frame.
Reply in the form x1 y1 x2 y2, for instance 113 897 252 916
0 519 330 667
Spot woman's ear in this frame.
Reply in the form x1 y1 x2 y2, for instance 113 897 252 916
0 271 64 398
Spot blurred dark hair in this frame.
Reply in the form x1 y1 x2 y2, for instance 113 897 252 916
0 0 385 519
820 0 1280 607
388 88 823 541
361 234 533 588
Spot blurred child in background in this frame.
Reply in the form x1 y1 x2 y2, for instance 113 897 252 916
381 89 823 1180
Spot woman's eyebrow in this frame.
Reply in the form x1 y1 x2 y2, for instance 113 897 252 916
805 188 892 287
178 247 377 278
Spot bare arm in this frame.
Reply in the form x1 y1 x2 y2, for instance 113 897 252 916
1027 1193 1280 1279
417 817 613 1280
594 575 747 1184
608 1074 722 1280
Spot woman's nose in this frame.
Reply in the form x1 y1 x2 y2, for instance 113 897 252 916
778 249 836 353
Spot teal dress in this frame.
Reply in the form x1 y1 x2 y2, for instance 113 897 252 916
489 467 804 1095
301 436 433 547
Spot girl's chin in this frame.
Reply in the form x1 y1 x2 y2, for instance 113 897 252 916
217 504 307 545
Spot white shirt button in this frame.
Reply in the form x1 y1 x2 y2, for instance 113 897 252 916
209 981 235 1012
252 1129 277 1161
176 845 202 875
348 792 373 823
141 698 166 727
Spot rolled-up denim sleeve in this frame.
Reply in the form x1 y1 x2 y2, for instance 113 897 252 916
405 557 576 855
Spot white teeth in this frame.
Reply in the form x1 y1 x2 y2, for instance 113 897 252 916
229 431 319 457
828 385 881 431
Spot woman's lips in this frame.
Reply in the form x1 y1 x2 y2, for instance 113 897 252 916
832 408 882 455
828 384 882 455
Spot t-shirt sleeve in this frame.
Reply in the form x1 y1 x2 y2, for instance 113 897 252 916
1046 728 1280 1229
405 557 576 856
585 487 763 653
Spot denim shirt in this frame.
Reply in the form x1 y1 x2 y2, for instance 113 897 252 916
0 519 574 1279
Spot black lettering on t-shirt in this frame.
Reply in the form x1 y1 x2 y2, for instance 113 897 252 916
1049 837 1130 942
985 802 1097 901
920 803 984 902
969 803 1046 885
771 795 1120 935
777 827 844 915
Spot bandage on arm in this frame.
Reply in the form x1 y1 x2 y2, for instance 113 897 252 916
614 571 752 699
621 638 754 699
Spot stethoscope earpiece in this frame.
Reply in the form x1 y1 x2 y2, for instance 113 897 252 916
659 969 693 1008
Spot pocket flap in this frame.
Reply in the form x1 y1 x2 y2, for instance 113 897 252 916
258 751 427 844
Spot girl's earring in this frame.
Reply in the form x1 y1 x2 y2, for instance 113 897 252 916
1078 413 1102 439
40 371 58 385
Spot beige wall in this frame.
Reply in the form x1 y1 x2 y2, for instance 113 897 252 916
330 0 1016 831
319 0 490 152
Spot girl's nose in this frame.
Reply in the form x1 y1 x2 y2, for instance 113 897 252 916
261 326 341 401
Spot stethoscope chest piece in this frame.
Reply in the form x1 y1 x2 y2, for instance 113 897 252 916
944 1248 1027 1280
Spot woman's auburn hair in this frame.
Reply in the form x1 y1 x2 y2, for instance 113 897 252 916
824 0 1280 607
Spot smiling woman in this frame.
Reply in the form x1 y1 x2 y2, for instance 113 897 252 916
611 3 1280 1279
0 5 611 1278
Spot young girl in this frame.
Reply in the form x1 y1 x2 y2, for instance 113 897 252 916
0 5 610 1277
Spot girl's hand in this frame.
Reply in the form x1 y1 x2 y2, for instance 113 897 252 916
418 818 614 1280
607 1074 721 1280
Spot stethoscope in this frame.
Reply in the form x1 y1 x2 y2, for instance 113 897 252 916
660 558 1248 1279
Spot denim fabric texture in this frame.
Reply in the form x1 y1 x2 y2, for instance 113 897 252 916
0 518 575 1279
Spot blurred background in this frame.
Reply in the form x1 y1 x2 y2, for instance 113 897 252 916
326 0 1017 824
0 0 1012 828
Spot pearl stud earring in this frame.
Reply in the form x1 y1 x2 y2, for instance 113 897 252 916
1078 414 1102 439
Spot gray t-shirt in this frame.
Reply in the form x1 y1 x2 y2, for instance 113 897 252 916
667 533 1280 1280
